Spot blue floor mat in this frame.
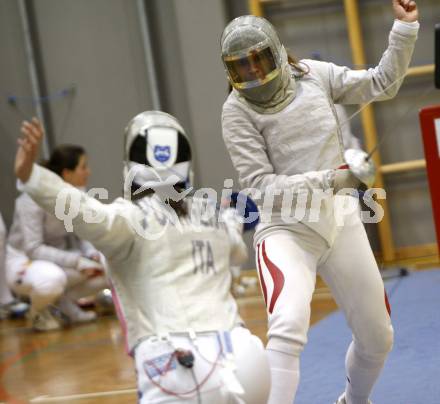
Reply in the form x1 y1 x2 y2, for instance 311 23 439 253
295 269 440 404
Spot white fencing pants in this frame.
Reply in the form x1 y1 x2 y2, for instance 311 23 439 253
256 214 393 403
6 255 107 313
135 327 271 404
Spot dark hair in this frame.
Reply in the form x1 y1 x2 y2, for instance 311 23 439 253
42 144 86 177
287 52 310 78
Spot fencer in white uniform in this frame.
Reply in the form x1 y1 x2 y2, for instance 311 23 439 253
14 112 270 404
6 145 107 331
220 1 419 403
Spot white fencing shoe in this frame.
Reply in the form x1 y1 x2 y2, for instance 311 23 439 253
30 308 61 331
335 393 372 404
335 393 347 404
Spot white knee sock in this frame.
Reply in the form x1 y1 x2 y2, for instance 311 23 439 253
267 349 300 404
345 342 386 404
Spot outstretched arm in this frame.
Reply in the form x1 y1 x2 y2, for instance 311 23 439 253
15 118 135 262
15 118 42 184
318 0 419 104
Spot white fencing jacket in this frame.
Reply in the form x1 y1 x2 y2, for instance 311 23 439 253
7 192 99 268
21 165 247 354
222 20 419 245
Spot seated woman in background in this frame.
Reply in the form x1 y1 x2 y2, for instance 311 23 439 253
6 143 107 331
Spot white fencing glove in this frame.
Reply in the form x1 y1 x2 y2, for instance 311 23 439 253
333 169 367 194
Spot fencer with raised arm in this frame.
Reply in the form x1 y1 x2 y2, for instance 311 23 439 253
220 1 418 403
15 113 270 404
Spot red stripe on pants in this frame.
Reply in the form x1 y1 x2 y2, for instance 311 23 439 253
385 289 391 316
262 240 285 314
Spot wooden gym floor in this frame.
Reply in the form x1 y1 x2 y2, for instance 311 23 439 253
0 277 337 404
